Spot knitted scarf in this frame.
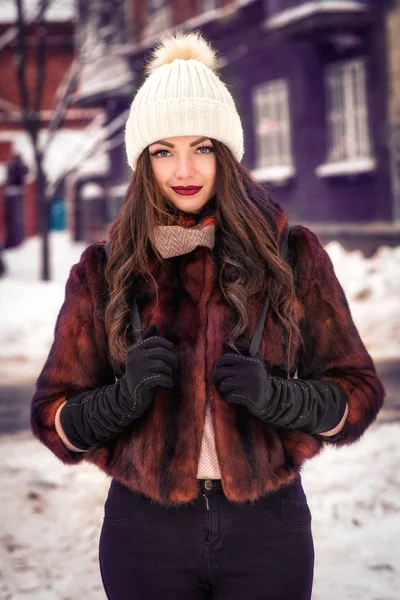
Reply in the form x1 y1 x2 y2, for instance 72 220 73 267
154 201 217 259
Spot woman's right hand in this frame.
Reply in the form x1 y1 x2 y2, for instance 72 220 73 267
121 324 180 420
57 324 180 452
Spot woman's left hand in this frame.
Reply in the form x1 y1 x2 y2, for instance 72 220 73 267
212 337 273 422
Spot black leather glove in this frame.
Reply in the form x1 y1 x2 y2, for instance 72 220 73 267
59 324 180 450
212 337 347 436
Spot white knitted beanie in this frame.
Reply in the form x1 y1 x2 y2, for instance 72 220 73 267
124 30 244 170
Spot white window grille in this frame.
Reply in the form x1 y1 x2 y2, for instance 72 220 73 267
325 58 372 164
143 0 171 38
253 79 293 173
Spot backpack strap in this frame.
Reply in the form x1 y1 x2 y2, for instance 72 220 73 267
103 241 142 343
248 224 293 369
104 226 293 353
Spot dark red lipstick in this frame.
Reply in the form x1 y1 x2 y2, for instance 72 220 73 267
171 186 203 196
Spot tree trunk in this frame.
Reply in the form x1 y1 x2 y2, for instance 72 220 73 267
35 149 50 281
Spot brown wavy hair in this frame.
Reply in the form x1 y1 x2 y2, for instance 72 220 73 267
104 139 302 370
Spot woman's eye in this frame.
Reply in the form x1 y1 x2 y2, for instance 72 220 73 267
197 146 214 154
150 146 214 158
151 149 170 158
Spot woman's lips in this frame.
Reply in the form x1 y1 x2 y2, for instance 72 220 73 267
171 186 203 196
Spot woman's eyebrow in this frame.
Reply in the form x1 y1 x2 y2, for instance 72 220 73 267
151 137 209 148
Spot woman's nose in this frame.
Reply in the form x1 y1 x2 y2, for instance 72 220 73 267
175 156 196 179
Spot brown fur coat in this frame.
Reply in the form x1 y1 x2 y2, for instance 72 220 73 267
31 213 385 506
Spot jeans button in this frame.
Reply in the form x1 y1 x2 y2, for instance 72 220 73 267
204 479 213 491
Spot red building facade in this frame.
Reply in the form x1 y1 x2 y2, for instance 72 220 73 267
0 16 99 245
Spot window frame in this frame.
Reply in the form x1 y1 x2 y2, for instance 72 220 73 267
251 78 295 183
317 57 376 177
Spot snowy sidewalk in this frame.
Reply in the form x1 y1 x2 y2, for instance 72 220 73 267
0 420 398 600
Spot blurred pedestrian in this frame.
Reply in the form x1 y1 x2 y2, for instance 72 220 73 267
6 152 28 187
4 152 29 249
31 31 385 600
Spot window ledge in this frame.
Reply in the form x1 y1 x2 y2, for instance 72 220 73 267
316 157 376 177
264 1 368 30
251 165 295 183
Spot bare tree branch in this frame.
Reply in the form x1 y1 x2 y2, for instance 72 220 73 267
33 0 49 115
0 98 22 120
44 0 99 153
14 0 53 280
11 0 127 278
0 27 18 53
44 59 82 150
46 109 129 198
15 0 30 120
46 112 106 196
0 1 46 53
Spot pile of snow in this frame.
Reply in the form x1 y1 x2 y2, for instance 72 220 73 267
0 232 86 381
325 241 400 361
0 419 398 599
81 182 104 200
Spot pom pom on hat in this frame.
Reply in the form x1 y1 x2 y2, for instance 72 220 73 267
124 30 244 170
144 30 218 75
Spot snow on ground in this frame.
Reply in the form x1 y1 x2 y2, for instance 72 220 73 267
0 233 86 383
0 430 108 600
0 420 398 599
325 240 400 362
301 420 400 600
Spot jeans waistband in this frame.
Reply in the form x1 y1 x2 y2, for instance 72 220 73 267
197 474 303 498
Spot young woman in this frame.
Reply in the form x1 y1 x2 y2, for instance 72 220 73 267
31 31 385 600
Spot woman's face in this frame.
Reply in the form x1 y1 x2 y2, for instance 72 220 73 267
148 135 217 213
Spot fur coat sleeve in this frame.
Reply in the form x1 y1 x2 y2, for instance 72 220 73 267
291 225 385 446
30 242 115 464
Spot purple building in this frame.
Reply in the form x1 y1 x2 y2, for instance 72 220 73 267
76 0 399 254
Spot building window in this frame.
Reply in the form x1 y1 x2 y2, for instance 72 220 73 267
317 58 375 176
144 0 171 38
252 79 294 181
199 0 217 12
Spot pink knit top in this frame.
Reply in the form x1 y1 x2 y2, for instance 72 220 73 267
197 402 221 479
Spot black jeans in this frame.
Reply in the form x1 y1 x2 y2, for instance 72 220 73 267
99 475 314 599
